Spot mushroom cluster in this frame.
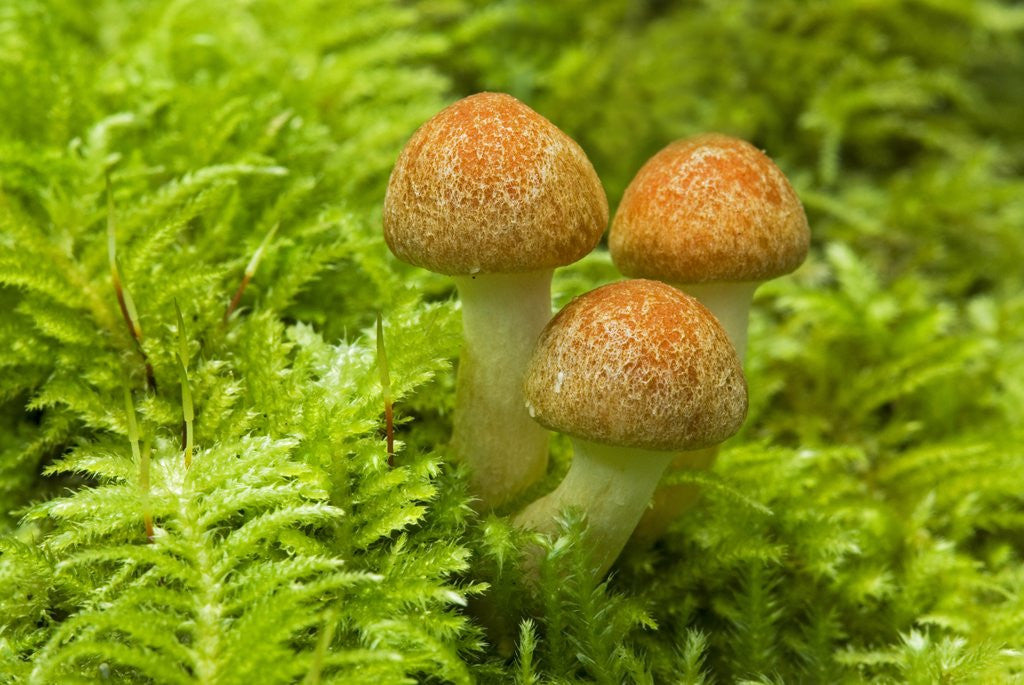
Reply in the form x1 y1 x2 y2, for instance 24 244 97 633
384 95 807 579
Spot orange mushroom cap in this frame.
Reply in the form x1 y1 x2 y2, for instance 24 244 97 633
384 92 608 276
610 134 809 284
524 279 747 451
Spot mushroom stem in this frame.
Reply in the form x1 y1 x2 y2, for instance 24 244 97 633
514 438 673 577
630 281 758 544
451 270 553 511
679 280 759 362
627 445 716 548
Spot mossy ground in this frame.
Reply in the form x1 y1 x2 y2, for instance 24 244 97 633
1 1 1023 682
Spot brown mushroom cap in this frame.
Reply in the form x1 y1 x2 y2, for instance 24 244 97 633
383 92 609 276
524 279 747 451
610 134 809 284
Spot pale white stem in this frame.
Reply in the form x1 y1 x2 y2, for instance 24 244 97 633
679 281 759 363
514 438 673 577
451 270 553 511
628 445 717 548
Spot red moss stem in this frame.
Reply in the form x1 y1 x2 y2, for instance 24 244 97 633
223 222 278 324
108 177 156 391
377 313 395 467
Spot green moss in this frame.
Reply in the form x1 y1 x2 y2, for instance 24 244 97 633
1 0 1022 681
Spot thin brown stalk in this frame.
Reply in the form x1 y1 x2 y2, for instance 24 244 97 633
175 300 195 470
107 176 156 390
223 222 278 324
377 312 394 467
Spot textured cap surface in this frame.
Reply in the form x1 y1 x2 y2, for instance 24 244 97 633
610 134 809 283
383 92 608 276
524 279 747 451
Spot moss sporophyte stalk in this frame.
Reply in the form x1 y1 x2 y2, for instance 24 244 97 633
175 300 195 470
107 178 156 391
376 312 395 466
123 383 153 543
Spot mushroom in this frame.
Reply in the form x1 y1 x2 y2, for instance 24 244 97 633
513 280 747 576
384 92 608 511
609 133 809 540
